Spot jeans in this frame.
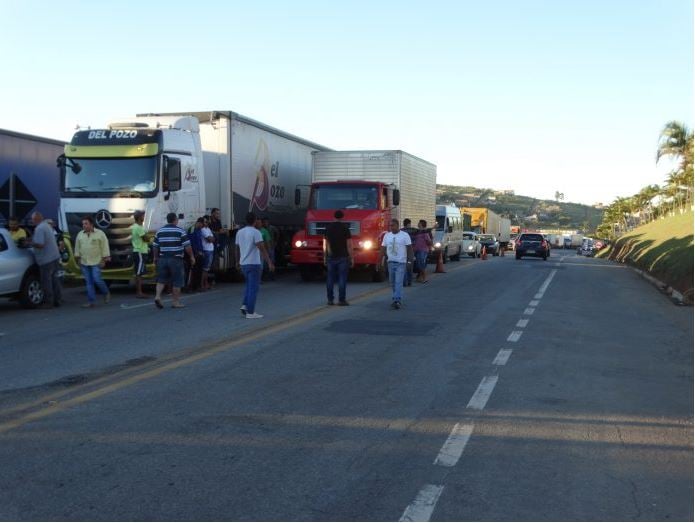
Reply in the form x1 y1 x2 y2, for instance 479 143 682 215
326 257 349 302
40 259 62 305
388 261 406 302
241 264 262 314
415 251 429 272
403 261 413 285
80 264 110 304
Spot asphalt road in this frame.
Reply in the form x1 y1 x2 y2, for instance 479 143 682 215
0 251 692 521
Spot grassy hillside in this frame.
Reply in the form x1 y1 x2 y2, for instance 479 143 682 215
599 211 693 298
436 184 604 231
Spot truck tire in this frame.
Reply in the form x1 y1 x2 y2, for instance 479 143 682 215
372 263 387 282
299 265 318 282
19 271 44 308
468 253 475 258
442 248 449 264
452 247 461 261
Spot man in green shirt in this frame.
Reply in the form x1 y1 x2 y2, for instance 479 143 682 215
74 216 111 308
130 210 149 298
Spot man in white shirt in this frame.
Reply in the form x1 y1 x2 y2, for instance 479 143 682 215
200 217 216 291
379 219 414 309
235 212 274 319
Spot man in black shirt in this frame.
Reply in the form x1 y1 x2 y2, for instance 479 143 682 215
323 210 354 306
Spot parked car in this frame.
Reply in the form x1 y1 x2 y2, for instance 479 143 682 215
0 227 44 308
515 233 548 260
477 234 500 256
462 231 481 257
578 238 595 257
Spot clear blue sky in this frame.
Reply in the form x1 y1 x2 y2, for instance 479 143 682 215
1 0 692 204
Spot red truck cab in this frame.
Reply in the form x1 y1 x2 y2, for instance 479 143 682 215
290 180 399 282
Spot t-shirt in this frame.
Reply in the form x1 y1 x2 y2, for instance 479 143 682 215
235 226 263 266
10 228 27 243
381 230 412 263
413 230 432 253
130 223 148 254
189 228 204 255
201 227 215 252
153 224 190 258
32 220 60 265
75 229 110 266
260 227 272 244
325 221 351 258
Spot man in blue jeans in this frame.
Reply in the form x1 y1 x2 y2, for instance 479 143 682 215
323 210 354 306
379 219 414 309
235 212 274 319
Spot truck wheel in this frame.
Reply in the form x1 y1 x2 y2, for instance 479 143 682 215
372 264 387 282
452 247 461 261
299 265 317 282
19 271 44 308
469 253 475 258
442 249 449 264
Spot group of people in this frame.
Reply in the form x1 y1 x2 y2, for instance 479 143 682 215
324 214 433 310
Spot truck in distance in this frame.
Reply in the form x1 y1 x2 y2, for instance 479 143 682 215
290 150 436 282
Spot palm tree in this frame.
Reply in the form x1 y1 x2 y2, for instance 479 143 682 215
657 121 694 210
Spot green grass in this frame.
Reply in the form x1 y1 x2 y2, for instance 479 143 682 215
600 211 693 298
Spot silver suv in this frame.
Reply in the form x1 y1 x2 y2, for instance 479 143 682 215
0 227 44 308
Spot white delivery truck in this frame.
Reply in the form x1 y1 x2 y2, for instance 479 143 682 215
570 233 584 249
290 150 436 281
58 111 330 282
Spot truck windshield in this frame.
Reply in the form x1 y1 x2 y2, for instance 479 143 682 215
311 185 378 210
63 157 157 194
435 216 446 230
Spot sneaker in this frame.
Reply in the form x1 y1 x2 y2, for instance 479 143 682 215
240 305 247 316
81 303 94 309
338 301 349 306
327 300 335 306
245 313 264 319
104 292 111 304
394 301 401 309
154 298 164 309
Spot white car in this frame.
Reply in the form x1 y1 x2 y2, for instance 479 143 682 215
0 227 44 308
462 231 481 257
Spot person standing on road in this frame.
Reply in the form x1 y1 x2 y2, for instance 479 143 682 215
401 218 418 287
235 212 274 319
379 218 413 310
413 219 433 283
187 217 205 292
152 213 195 309
200 216 216 291
27 211 62 309
130 210 149 298
261 217 278 281
74 216 111 308
8 217 27 245
324 209 354 306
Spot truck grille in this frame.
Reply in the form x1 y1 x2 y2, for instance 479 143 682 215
65 212 137 269
308 221 360 235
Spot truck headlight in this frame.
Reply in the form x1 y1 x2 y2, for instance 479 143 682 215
434 242 442 248
359 240 373 249
294 240 307 248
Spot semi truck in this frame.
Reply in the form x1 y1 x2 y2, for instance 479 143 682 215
290 150 436 281
1 129 65 227
57 111 330 282
461 207 511 247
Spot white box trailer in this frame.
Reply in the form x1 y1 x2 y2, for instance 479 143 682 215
311 150 437 226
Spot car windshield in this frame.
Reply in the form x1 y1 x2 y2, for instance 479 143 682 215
63 157 157 194
463 233 476 240
311 185 378 210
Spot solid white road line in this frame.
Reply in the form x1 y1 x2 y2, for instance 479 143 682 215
467 375 499 410
536 269 558 297
524 307 535 315
493 348 513 366
434 423 475 467
529 300 540 307
516 319 529 328
507 331 523 342
400 484 445 522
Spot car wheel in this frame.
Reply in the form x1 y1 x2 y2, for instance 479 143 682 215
515 254 522 260
19 271 44 308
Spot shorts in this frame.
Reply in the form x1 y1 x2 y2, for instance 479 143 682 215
133 252 147 276
156 257 185 288
202 250 214 271
415 251 429 271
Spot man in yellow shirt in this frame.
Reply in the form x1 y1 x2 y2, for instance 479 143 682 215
8 217 27 245
74 216 111 308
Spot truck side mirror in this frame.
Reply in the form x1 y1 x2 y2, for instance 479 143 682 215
163 156 182 194
295 188 301 206
392 189 400 206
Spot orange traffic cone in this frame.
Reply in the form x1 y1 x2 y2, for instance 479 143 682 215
481 245 487 260
435 249 446 273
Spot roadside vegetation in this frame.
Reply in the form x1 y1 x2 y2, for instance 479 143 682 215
598 211 693 299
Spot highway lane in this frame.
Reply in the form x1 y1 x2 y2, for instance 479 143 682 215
0 252 691 520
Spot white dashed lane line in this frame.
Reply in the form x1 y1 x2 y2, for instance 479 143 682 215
466 375 499 410
524 308 535 315
399 484 445 522
433 423 475 467
529 300 539 307
507 330 523 342
493 348 513 366
516 319 529 328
